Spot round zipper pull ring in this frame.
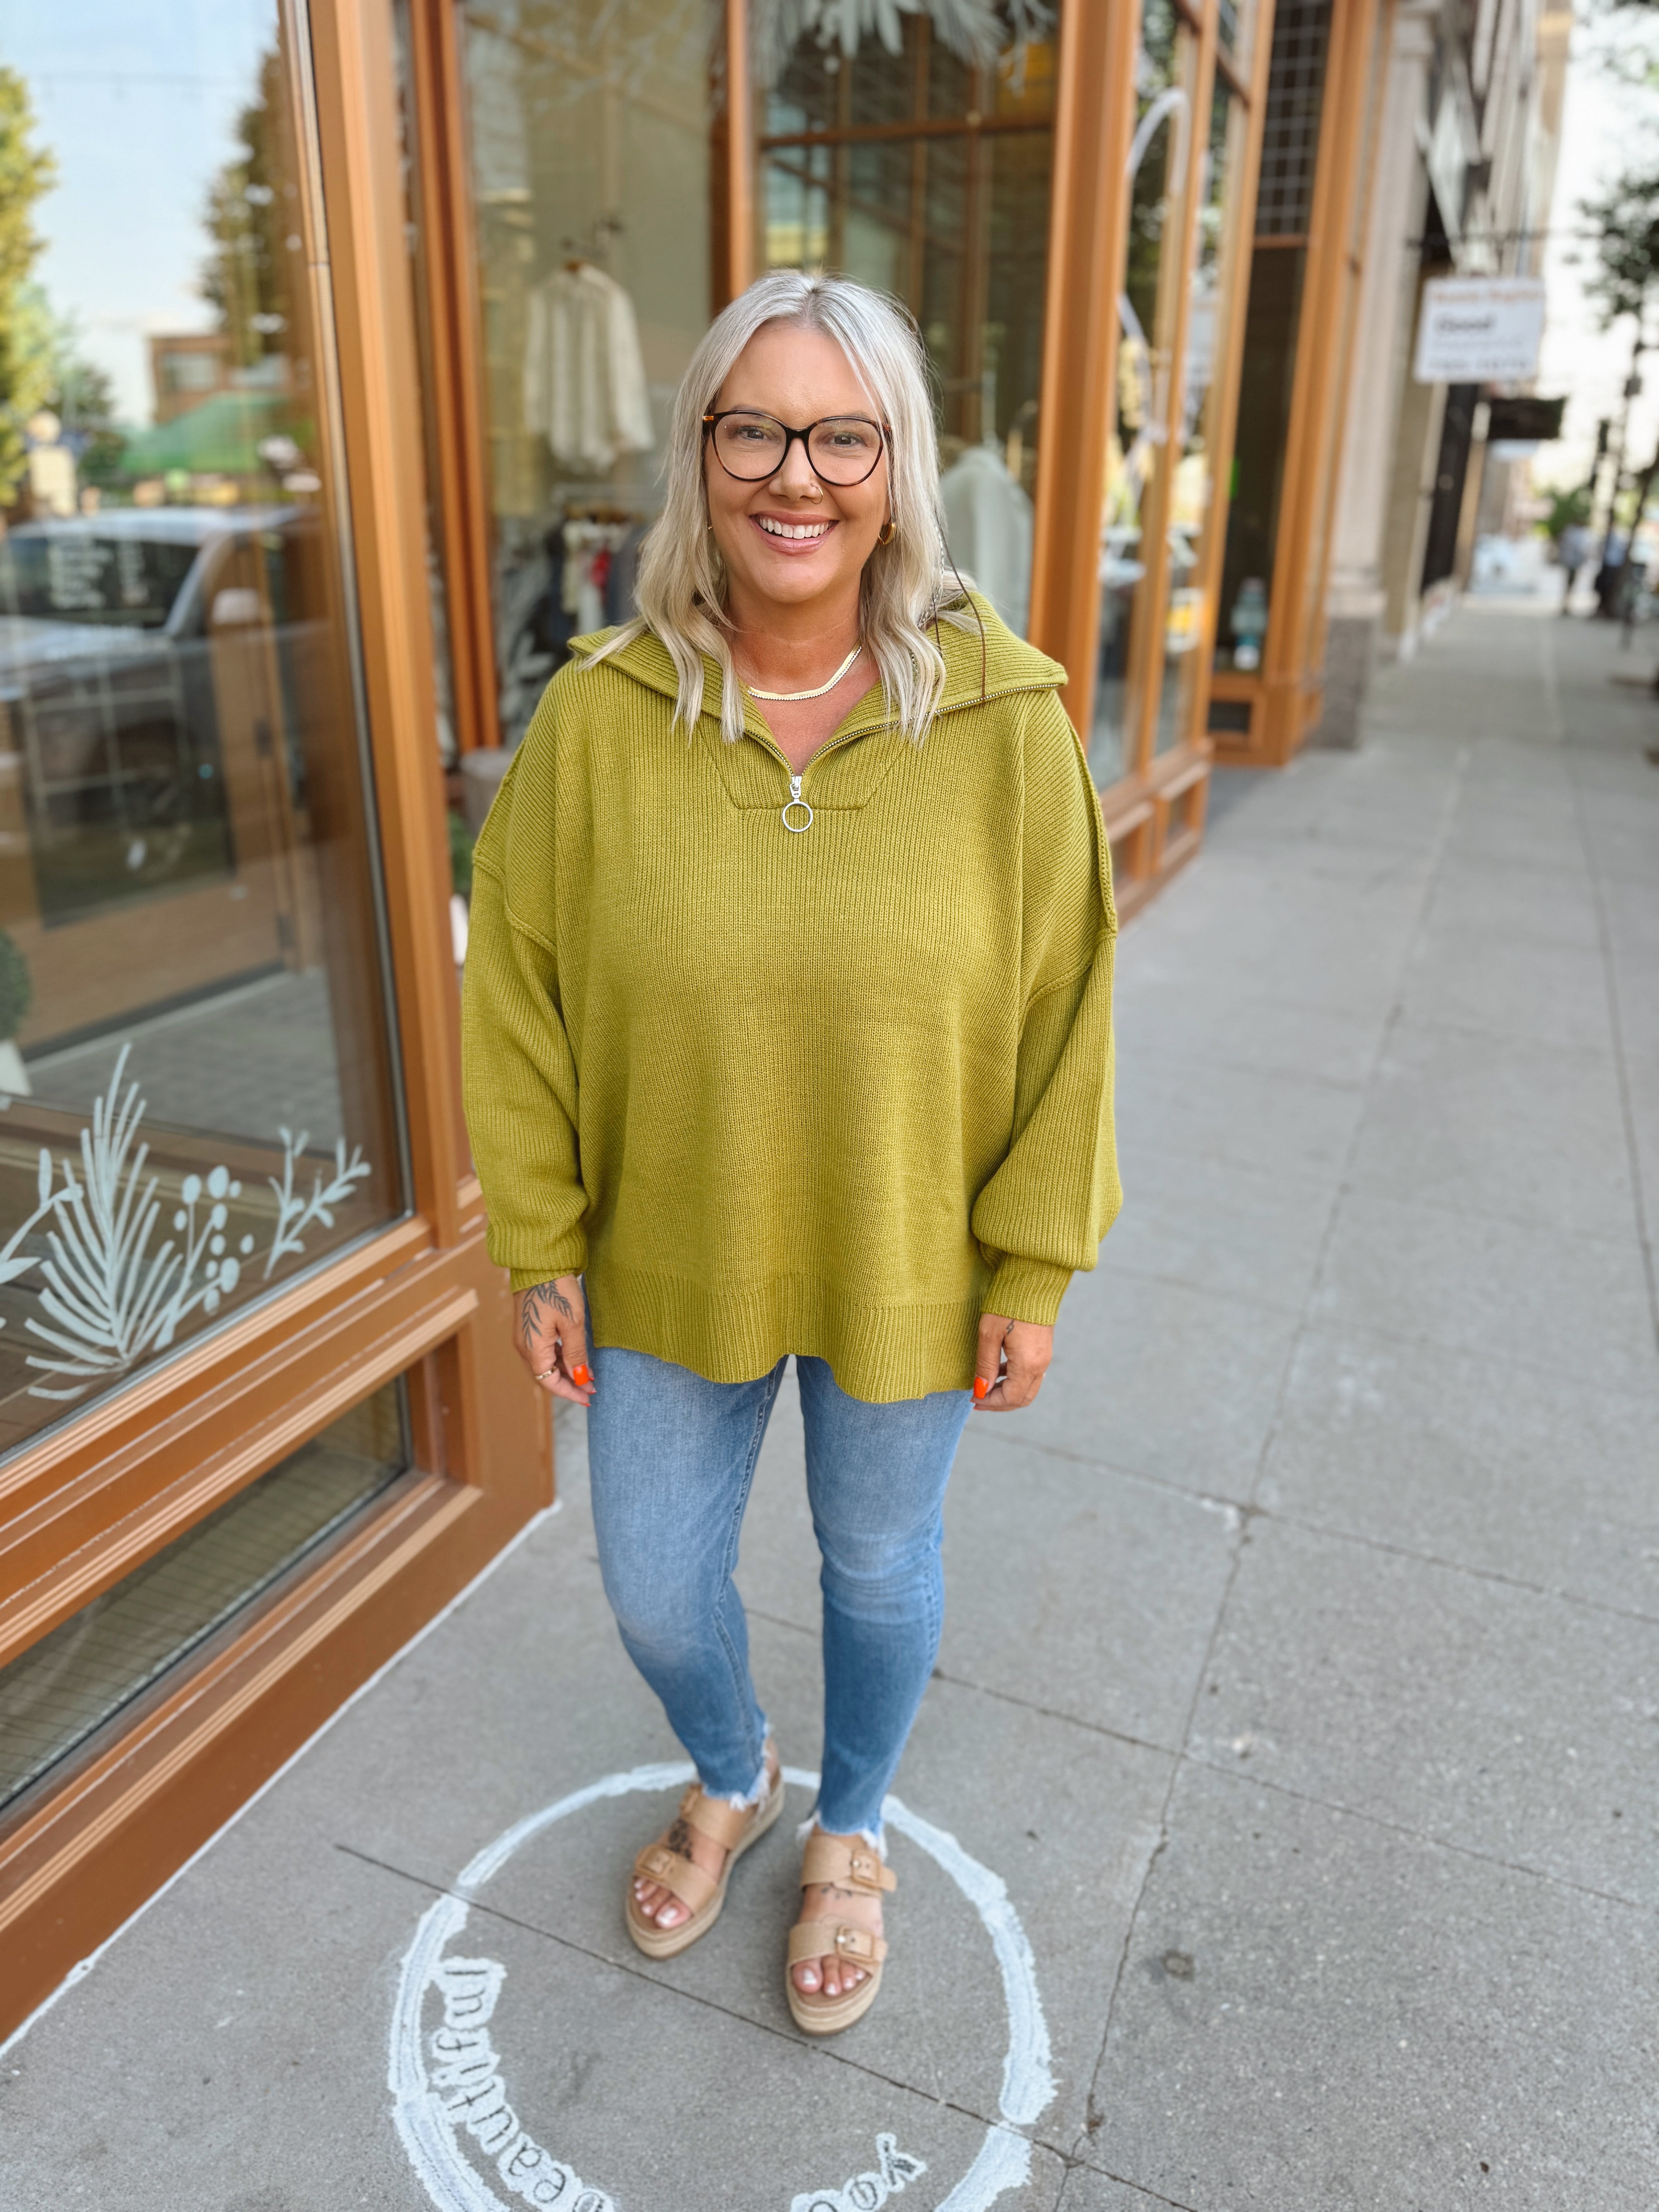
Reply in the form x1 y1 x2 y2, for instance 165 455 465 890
782 774 813 833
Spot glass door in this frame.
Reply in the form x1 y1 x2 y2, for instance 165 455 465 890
0 0 406 1455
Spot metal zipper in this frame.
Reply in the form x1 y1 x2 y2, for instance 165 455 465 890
769 719 878 834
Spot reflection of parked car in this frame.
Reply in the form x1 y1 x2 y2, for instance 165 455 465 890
0 507 332 1051
0 507 301 927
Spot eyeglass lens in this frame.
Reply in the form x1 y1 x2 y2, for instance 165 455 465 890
713 413 883 484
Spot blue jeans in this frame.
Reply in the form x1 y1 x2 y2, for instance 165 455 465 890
585 1348 972 1838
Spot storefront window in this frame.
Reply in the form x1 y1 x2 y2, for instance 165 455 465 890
458 0 720 748
1156 74 1248 751
1213 0 1329 681
758 2 1060 640
0 1381 409 1814
1091 0 1198 783
0 5 406 1458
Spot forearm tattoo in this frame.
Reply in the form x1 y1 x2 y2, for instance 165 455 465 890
519 1278 578 1352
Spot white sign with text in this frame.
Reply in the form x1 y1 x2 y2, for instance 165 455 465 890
1413 276 1547 383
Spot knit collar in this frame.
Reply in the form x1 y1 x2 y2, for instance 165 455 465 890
572 592 1066 739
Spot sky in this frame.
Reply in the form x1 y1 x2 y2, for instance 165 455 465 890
2 0 274 426
1535 12 1659 496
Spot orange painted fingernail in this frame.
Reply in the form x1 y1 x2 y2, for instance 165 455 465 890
973 1377 988 1400
572 1364 591 1386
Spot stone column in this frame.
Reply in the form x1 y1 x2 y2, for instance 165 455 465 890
1380 356 1448 655
1314 1 1443 744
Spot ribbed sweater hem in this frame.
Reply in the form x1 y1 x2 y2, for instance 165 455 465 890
585 1263 985 1405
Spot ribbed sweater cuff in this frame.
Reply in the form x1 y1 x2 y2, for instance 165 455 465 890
507 1252 587 1293
983 1257 1073 1327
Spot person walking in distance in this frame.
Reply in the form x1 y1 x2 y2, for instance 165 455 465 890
1556 517 1591 614
462 270 1120 2037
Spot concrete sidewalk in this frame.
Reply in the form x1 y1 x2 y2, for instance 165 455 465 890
4 601 1656 2212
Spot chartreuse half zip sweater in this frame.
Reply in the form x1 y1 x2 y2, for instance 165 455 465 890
461 594 1120 1405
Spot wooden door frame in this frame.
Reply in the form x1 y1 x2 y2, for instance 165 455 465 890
1212 0 1387 765
0 0 550 2045
1027 0 1141 735
1049 0 1277 918
1302 0 1393 687
725 0 756 298
403 0 500 756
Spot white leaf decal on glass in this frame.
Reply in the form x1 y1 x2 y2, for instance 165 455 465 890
0 1045 373 1403
265 1128 372 1278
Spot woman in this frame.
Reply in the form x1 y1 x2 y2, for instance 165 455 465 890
462 270 1119 2036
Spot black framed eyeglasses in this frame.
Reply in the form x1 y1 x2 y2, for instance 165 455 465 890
702 408 888 487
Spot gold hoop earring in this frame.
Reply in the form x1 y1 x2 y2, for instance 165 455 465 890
877 520 896 547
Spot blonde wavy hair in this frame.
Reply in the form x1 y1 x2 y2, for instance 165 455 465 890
586 269 972 745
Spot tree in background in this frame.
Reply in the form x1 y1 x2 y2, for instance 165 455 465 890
1577 163 1658 595
1539 484 1594 541
0 68 57 507
201 48 288 372
1579 165 1659 330
1600 0 1659 89
9 283 124 487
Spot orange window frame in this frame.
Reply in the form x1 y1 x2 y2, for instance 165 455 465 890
1026 0 1278 914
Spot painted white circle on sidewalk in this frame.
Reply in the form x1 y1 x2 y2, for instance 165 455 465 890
388 1764 1055 2212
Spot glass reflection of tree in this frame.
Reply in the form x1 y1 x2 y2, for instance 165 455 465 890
752 0 1054 86
197 47 321 491
202 52 292 377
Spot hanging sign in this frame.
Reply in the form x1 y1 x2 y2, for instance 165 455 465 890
1413 277 1547 383
1485 393 1566 442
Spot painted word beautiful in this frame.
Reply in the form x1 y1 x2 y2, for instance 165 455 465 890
429 1956 613 2212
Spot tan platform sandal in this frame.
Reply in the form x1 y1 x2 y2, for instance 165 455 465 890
785 1830 896 2036
625 1758 785 1960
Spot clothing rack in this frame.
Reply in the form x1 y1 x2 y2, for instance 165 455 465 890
559 213 623 267
561 498 638 525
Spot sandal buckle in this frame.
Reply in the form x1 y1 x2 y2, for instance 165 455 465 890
834 1924 870 1959
849 1849 881 1889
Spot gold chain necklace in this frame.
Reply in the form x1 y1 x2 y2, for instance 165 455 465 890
744 642 864 702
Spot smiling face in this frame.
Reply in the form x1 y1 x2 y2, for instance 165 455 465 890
704 320 891 628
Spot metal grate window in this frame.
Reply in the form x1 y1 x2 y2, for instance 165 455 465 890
1254 0 1331 236
0 1382 409 1814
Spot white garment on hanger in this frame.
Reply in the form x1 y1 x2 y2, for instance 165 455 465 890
940 443 1034 638
524 263 654 472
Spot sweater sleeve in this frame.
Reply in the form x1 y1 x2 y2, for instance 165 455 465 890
969 688 1121 1327
460 726 589 1290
